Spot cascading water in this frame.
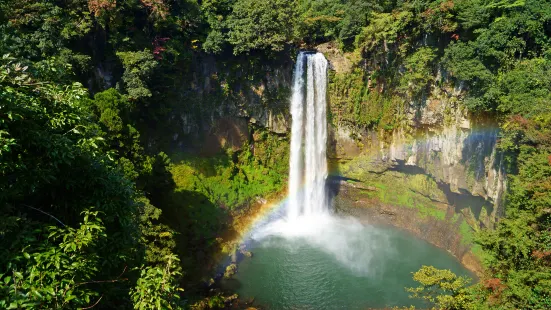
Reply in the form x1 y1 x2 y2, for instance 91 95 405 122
287 52 328 219
224 52 475 309
251 51 389 274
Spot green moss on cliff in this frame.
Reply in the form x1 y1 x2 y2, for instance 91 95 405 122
328 68 406 132
339 155 447 222
170 129 289 209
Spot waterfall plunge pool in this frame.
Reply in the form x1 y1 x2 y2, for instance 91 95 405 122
221 52 473 309
221 214 474 309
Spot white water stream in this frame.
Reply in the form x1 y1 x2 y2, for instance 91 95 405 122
250 52 388 274
227 53 474 308
248 52 395 277
288 52 328 219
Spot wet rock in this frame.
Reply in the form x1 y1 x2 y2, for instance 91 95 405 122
267 111 289 134
380 209 396 216
255 196 267 205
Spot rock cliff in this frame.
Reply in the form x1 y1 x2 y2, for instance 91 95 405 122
324 45 506 230
171 46 506 238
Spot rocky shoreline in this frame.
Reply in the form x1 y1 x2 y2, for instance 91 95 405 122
333 180 483 275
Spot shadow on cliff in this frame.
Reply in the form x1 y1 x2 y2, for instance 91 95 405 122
460 128 499 184
149 51 294 155
326 124 354 207
389 159 493 223
437 183 493 226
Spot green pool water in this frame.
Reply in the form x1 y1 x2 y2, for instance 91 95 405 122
222 219 474 309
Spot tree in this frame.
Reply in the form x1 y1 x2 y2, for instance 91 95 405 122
399 47 437 98
226 0 297 54
0 55 183 308
407 266 476 310
201 0 235 54
117 50 159 100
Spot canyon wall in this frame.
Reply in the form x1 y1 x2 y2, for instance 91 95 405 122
164 47 506 264
165 54 294 155
323 43 506 231
167 47 506 227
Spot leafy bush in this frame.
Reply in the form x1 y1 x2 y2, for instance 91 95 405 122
171 136 288 209
116 50 158 100
0 54 182 308
407 266 475 310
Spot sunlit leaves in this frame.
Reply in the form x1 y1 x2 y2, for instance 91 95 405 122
130 255 183 310
116 50 158 100
407 266 475 310
0 55 183 308
226 0 297 54
0 210 106 308
399 47 437 98
355 10 415 56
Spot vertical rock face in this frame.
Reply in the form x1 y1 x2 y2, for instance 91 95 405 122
390 126 503 202
201 117 249 156
322 46 507 227
172 48 507 226
384 95 506 227
329 84 506 227
177 54 294 141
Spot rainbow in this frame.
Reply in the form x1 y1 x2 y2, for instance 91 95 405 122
233 195 289 245
220 125 503 267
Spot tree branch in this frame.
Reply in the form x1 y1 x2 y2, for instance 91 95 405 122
81 295 103 309
74 278 128 287
23 204 66 227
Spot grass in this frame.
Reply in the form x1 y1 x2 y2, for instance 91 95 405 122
459 220 474 245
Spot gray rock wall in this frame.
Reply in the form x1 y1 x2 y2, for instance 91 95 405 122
323 48 506 227
171 49 507 227
177 54 294 139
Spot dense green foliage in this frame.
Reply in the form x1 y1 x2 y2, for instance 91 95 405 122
0 0 199 307
475 114 551 308
407 266 477 309
0 0 294 307
339 1 551 309
0 56 181 308
226 0 296 55
171 136 288 209
1 0 551 308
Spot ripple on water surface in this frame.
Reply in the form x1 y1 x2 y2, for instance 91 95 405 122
222 215 474 310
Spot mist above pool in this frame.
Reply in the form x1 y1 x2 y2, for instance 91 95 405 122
223 220 473 309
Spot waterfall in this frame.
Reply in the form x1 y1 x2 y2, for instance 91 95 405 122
249 52 389 276
287 52 328 219
250 52 389 274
